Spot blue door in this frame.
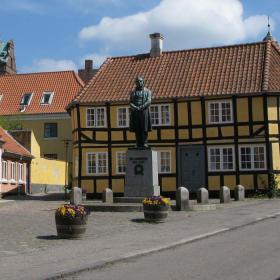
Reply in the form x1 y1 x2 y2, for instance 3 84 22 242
178 145 205 192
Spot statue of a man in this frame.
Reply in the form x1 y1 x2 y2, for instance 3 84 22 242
129 76 152 148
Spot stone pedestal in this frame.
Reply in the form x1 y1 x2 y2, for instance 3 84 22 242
220 186 230 203
176 187 189 211
234 185 245 201
124 149 160 197
70 187 82 205
197 187 209 204
102 188 113 203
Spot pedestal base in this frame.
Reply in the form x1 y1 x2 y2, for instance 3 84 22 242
124 149 160 197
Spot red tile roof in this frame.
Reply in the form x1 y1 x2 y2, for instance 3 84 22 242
0 71 84 115
71 40 280 105
0 127 32 158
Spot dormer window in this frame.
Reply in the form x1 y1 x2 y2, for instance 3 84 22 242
20 93 32 106
41 91 54 105
0 94 3 102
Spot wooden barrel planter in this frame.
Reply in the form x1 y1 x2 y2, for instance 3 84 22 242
55 214 87 239
143 204 169 222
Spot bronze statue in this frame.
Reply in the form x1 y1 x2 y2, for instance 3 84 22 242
129 76 152 148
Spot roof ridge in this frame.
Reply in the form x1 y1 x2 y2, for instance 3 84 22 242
1 127 32 157
261 40 272 92
109 41 267 60
271 41 280 55
72 71 85 87
9 70 76 76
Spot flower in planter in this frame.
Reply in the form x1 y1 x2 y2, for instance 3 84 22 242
55 204 89 238
143 196 171 206
56 204 89 220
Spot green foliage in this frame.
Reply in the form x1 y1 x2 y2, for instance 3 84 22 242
0 117 22 131
267 173 280 198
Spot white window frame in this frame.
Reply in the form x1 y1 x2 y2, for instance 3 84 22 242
18 163 24 183
117 107 129 128
208 145 235 172
10 162 16 184
20 93 33 106
40 91 54 105
1 161 7 183
208 100 233 124
239 144 266 171
116 151 127 174
0 93 3 102
86 107 107 128
150 104 171 126
158 150 172 174
86 152 108 175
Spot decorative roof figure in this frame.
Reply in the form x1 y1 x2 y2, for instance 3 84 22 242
0 40 16 74
263 16 277 42
0 41 9 63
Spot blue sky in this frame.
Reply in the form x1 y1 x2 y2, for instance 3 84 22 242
0 0 279 73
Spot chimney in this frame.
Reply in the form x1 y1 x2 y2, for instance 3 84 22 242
78 59 98 84
149 33 164 57
85 59 93 71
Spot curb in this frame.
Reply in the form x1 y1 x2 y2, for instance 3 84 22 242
43 211 280 280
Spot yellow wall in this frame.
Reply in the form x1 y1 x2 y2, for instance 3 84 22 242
268 96 278 121
252 97 264 121
31 157 66 185
272 142 280 170
178 102 188 125
20 118 72 162
237 99 249 122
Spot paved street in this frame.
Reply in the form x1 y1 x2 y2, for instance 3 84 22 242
0 197 280 280
67 216 280 280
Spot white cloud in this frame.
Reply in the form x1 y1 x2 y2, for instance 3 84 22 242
79 0 272 53
20 58 77 73
80 53 109 68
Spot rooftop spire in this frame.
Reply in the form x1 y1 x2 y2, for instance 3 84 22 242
263 16 276 42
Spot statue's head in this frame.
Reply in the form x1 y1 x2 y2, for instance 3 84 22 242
135 76 145 89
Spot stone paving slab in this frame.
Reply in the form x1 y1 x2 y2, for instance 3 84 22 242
0 198 279 280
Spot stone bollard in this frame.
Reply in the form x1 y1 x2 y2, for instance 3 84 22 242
197 187 209 204
220 186 231 203
234 185 245 201
102 188 113 203
70 187 82 205
176 187 189 211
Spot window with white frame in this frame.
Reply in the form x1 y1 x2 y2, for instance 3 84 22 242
117 107 129 127
86 107 106 127
87 152 108 174
1 161 7 182
20 93 33 106
158 151 171 173
150 104 170 126
41 91 54 105
239 145 266 170
116 151 126 174
208 101 232 124
18 163 24 183
208 146 235 171
10 162 16 182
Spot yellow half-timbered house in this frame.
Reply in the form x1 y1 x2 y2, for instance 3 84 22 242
68 33 280 197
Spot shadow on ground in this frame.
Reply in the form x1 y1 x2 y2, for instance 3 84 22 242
36 235 62 240
3 193 68 201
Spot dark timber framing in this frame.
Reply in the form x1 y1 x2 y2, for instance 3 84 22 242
73 92 280 195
